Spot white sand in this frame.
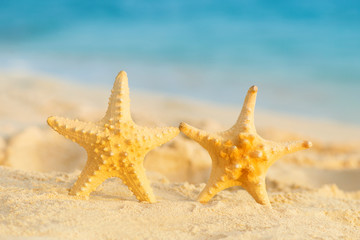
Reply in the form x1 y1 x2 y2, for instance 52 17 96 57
0 72 359 239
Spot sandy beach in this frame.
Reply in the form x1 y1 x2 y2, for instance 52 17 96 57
0 72 360 239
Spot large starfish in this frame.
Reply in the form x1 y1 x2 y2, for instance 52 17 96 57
179 86 312 205
47 71 179 203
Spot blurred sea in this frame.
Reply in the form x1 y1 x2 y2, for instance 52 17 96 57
0 0 359 123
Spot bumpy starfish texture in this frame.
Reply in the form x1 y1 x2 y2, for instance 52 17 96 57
47 71 179 203
180 86 312 206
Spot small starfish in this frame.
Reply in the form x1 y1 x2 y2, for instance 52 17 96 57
47 71 179 203
179 86 312 206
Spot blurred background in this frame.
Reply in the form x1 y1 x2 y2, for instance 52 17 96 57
0 0 359 123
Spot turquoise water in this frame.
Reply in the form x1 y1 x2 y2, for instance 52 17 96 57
0 0 359 123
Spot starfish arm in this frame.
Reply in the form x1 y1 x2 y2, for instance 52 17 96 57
267 140 312 165
197 169 237 203
47 116 103 147
197 183 225 203
69 153 110 198
115 161 156 203
138 126 180 150
241 177 270 206
179 122 213 144
226 86 258 135
102 71 132 123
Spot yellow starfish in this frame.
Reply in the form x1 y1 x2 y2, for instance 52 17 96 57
47 71 179 203
179 86 312 206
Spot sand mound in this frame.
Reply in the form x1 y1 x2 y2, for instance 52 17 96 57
145 136 211 183
5 127 86 173
0 137 5 164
